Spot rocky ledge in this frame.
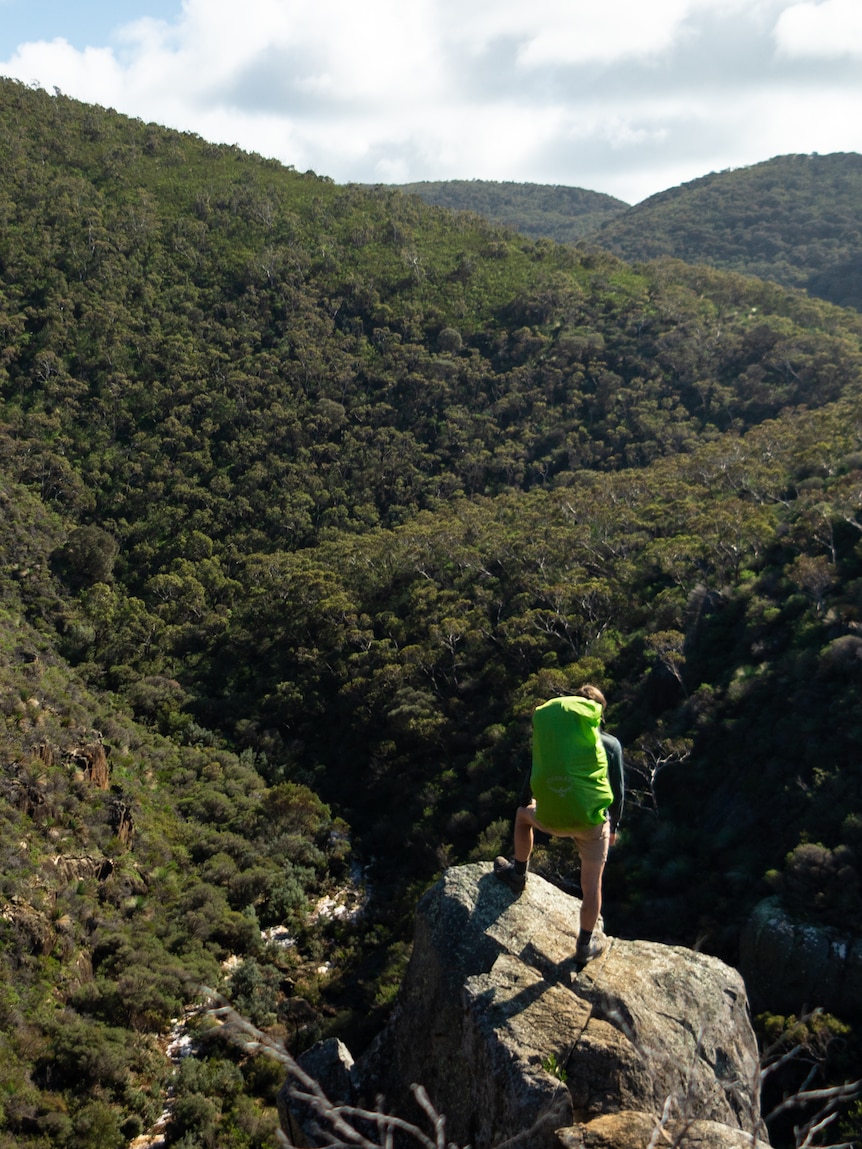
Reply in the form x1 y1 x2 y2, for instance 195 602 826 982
281 862 770 1148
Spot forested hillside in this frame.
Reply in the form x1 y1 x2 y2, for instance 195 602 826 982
389 179 628 244
407 156 862 313
2 77 862 1148
591 153 862 309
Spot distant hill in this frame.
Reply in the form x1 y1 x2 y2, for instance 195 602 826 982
590 153 862 309
388 178 629 244
393 157 862 311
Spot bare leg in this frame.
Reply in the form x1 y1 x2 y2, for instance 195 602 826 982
507 808 609 939
578 854 605 932
513 802 538 864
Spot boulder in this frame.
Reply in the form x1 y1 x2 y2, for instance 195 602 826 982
316 863 771 1149
739 896 862 1017
67 741 111 789
278 1038 357 1148
48 854 114 884
557 1111 769 1148
0 899 54 956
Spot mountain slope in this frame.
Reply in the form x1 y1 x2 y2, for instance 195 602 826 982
0 473 349 1149
393 157 862 313
2 77 862 1146
3 74 862 893
591 153 862 308
389 178 629 244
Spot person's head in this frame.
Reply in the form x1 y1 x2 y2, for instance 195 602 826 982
573 683 607 712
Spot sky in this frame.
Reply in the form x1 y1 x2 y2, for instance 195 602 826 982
1 0 861 205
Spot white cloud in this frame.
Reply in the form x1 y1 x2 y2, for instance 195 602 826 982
160 0 443 104
1 0 862 201
513 0 693 67
4 38 125 104
774 0 862 58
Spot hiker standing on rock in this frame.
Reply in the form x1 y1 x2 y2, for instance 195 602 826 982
494 684 624 964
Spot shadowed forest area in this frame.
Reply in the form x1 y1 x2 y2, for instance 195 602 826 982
1 77 862 1147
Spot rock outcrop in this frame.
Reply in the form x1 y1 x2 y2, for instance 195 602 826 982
48 853 114 884
68 740 111 789
0 897 55 956
283 863 769 1149
740 896 862 1017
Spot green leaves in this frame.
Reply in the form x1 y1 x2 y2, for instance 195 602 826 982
4 76 862 1149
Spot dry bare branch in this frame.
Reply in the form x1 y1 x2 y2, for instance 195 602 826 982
198 991 466 1149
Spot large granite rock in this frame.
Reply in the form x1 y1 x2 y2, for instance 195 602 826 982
283 863 769 1148
740 896 862 1017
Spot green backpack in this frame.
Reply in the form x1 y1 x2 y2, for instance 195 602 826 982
530 696 613 830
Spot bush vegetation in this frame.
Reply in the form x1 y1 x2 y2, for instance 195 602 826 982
1 77 861 1146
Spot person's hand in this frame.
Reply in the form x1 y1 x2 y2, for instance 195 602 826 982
609 831 617 847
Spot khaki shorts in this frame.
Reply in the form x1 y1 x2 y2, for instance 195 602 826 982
523 802 610 865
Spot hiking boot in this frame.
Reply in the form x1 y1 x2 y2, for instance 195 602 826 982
493 856 526 893
574 933 606 964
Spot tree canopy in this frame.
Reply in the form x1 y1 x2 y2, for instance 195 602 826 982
389 178 629 244
1 78 862 1148
591 153 862 309
398 155 862 312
